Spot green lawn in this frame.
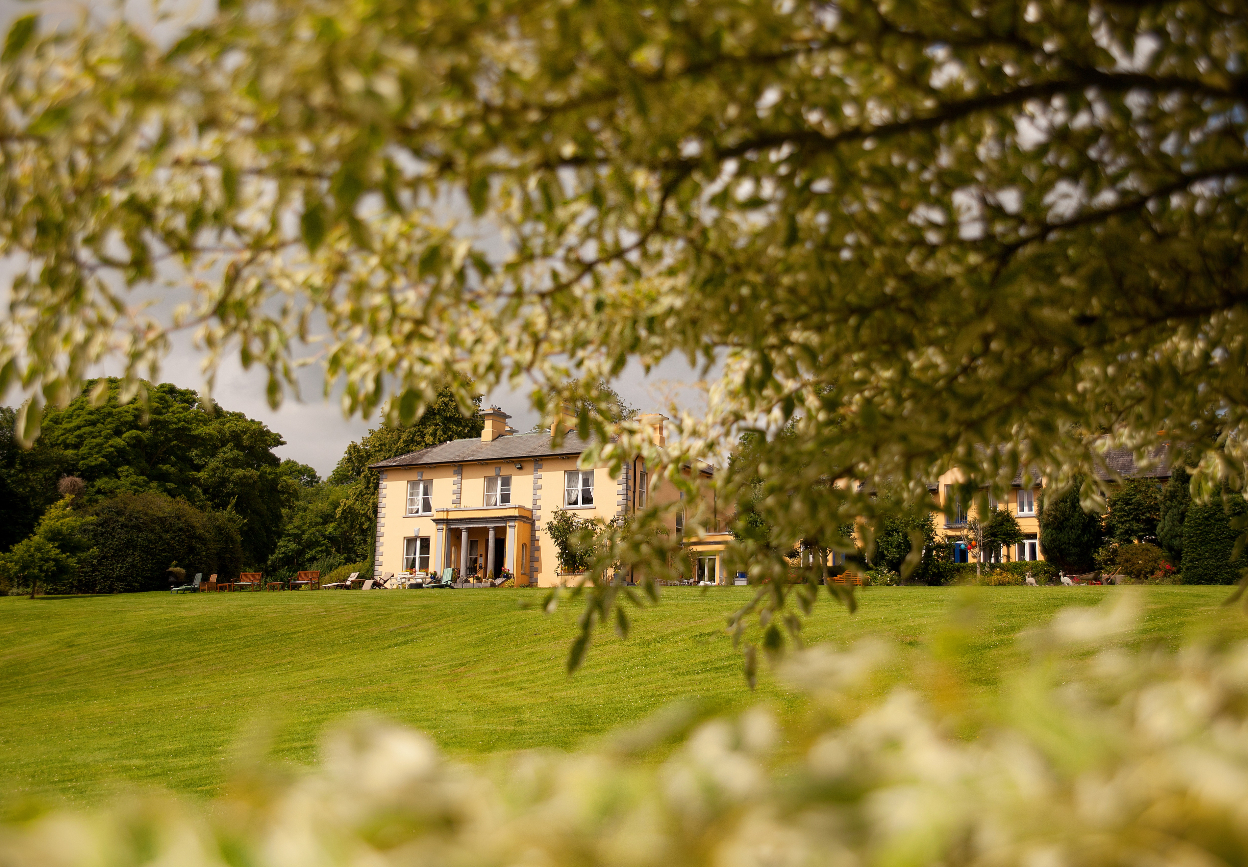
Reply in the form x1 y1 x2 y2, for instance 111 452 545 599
0 586 1244 804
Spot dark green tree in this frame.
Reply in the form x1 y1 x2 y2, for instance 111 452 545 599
1180 490 1248 586
1105 478 1163 545
0 406 67 551
1158 467 1192 565
1040 481 1105 574
34 379 295 567
266 484 355 580
85 492 243 593
981 507 1024 557
0 496 94 596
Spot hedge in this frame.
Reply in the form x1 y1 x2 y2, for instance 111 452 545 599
1180 493 1248 585
82 493 242 593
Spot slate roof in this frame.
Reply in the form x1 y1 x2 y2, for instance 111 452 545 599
369 432 592 469
1093 443 1172 480
922 443 1173 489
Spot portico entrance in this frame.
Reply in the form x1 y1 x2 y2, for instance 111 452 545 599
432 506 534 585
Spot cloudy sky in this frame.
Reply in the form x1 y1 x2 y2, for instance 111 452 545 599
0 0 709 476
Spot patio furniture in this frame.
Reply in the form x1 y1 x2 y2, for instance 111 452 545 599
201 574 218 592
290 571 321 590
263 575 285 590
323 571 358 590
171 573 202 593
234 572 263 591
378 572 397 589
359 579 375 590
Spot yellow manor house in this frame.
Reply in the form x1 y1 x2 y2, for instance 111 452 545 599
370 409 732 586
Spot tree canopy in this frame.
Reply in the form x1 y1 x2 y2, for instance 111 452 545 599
1 2 1246 639
7 379 295 567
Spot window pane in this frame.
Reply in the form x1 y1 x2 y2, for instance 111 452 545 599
565 472 579 506
404 538 418 571
407 481 419 514
581 471 594 506
485 477 497 506
499 475 511 505
421 481 432 514
418 538 431 571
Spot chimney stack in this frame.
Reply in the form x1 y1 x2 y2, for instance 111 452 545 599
481 407 512 443
637 413 667 447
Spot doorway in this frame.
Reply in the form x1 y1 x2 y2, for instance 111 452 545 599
493 537 506 578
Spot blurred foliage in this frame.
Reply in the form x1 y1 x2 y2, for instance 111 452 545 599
2 598 1248 865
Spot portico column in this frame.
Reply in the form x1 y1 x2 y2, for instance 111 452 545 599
487 526 497 579
460 527 469 578
506 521 516 577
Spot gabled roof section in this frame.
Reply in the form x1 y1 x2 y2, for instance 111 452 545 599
369 432 592 469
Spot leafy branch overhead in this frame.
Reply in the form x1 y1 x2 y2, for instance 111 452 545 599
1 2 1246 614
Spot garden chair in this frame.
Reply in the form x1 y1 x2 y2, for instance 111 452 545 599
235 572 263 591
378 572 396 589
171 573 201 593
202 574 218 592
359 579 375 590
290 571 320 590
323 571 358 590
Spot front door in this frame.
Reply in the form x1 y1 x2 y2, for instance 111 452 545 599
493 537 506 578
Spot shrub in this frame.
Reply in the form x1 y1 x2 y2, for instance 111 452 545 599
1181 492 1248 585
85 493 242 593
321 561 368 586
0 497 95 596
1097 541 1170 584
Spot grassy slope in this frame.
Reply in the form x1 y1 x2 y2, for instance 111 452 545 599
0 586 1244 803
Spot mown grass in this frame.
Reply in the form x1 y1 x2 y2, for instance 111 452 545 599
0 585 1244 803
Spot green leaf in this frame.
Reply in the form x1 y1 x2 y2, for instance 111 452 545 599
2 15 38 63
468 176 489 216
301 199 328 252
614 605 629 639
566 630 590 674
15 398 41 449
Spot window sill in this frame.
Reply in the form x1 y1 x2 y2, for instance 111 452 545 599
406 512 433 518
561 503 598 510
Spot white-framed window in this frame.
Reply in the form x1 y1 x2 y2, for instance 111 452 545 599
565 470 594 507
638 468 647 508
696 556 717 584
406 480 432 515
403 537 431 573
485 475 512 506
1018 537 1039 561
980 545 1003 564
1017 488 1036 516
